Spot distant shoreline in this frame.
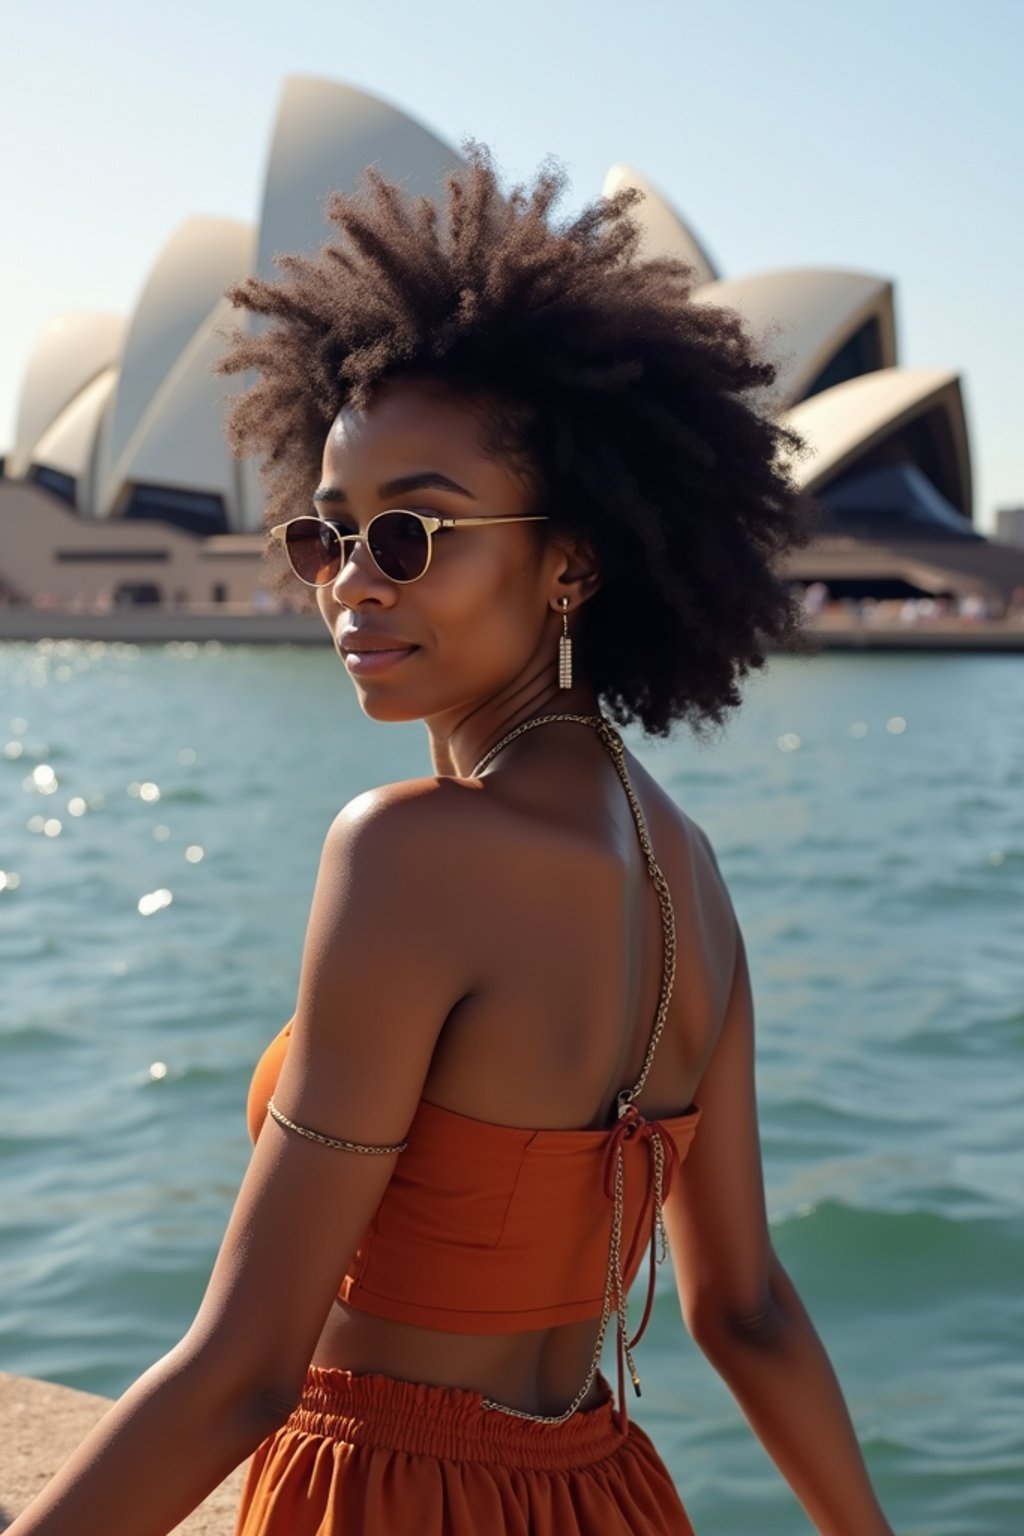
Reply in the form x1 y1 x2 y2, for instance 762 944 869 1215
1 606 1023 652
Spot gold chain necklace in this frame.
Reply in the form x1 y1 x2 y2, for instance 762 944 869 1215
469 710 608 779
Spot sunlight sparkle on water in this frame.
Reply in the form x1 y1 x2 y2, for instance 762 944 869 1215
153 825 171 841
138 888 174 916
849 722 869 737
184 845 204 864
4 741 24 759
127 780 162 801
67 798 87 817
886 716 907 734
0 870 22 891
777 733 801 752
148 1062 168 1081
32 764 58 793
176 749 196 766
42 819 62 837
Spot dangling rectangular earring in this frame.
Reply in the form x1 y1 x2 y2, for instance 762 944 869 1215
558 597 572 689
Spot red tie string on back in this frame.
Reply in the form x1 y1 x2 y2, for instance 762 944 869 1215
601 1101 681 1423
602 1102 680 1205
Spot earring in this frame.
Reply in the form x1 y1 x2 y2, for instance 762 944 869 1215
558 597 572 690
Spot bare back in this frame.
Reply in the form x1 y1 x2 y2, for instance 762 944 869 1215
313 732 739 1414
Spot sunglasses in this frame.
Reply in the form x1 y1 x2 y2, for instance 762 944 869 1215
268 510 549 587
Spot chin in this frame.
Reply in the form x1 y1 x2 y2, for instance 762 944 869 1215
348 687 425 724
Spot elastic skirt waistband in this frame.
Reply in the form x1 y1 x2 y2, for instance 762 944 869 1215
285 1365 627 1471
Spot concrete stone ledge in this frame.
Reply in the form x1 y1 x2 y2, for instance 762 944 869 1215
2 604 1023 648
0 1374 244 1533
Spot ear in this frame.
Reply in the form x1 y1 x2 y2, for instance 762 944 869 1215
550 536 601 611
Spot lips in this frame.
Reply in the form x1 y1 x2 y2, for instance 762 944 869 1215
338 631 418 654
337 630 419 678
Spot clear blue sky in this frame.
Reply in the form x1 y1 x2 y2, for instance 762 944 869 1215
3 0 1020 530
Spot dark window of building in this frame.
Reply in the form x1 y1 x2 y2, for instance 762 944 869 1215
801 318 884 404
211 582 228 602
813 407 968 518
121 484 228 536
56 549 170 562
28 464 77 508
114 582 163 606
818 463 982 540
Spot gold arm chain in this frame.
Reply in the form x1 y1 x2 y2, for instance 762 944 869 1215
267 1098 408 1155
472 712 678 1424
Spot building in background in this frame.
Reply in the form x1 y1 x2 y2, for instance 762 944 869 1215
2 74 1023 617
995 507 1024 548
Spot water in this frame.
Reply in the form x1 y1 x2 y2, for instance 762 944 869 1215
2 637 1022 1535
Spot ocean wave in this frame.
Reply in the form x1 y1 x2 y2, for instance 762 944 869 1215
0 1023 76 1051
156 786 212 804
772 1198 1024 1279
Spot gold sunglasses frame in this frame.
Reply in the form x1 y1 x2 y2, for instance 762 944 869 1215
268 511 549 587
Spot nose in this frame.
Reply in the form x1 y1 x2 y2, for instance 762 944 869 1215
329 537 397 609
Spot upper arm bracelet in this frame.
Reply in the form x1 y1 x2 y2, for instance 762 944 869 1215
266 1098 408 1155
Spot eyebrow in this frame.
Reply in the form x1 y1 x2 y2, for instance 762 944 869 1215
312 472 476 506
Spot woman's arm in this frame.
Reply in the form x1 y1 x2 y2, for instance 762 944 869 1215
664 911 895 1536
9 780 471 1536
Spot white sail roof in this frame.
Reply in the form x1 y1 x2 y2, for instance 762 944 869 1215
692 268 896 411
9 313 125 479
601 165 717 286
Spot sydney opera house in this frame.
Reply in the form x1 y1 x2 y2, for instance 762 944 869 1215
3 74 1023 626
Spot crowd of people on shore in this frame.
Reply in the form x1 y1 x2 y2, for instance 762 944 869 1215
796 580 1024 625
0 584 305 616
5 577 1024 627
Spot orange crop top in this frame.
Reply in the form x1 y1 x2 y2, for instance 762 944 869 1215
246 714 702 1424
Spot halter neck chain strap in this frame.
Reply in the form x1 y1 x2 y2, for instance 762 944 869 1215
471 713 678 1427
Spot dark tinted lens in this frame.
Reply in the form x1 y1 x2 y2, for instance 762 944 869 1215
285 518 342 585
368 511 430 582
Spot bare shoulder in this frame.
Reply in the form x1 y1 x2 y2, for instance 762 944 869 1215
322 772 509 913
626 751 740 989
625 749 725 877
681 805 728 886
687 811 740 973
292 777 496 1098
331 772 499 860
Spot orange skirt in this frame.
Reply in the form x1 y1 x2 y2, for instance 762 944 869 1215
234 1365 695 1535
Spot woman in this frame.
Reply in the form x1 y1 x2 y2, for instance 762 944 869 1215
10 150 895 1535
